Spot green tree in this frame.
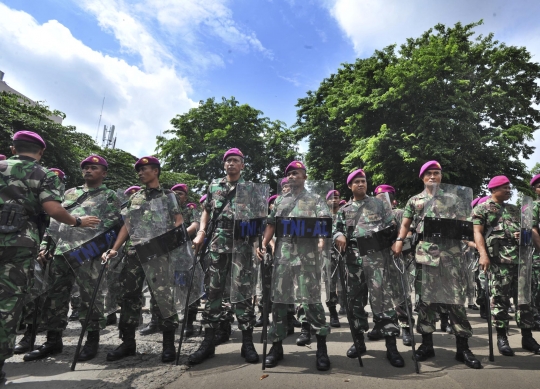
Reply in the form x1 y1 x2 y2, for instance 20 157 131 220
296 21 540 202
156 97 298 193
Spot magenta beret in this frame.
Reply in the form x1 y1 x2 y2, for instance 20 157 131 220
471 197 481 208
530 174 540 187
280 177 289 187
339 200 347 206
171 183 188 193
488 175 510 189
267 195 278 204
199 194 207 204
285 161 306 175
347 169 366 185
13 130 46 149
124 186 141 196
374 184 395 195
419 160 442 178
80 155 108 168
478 196 489 205
0 154 6 161
135 156 160 171
49 168 65 180
223 148 244 162
326 190 340 200
186 202 197 209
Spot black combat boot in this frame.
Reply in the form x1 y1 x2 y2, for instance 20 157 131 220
328 306 340 328
213 321 231 346
106 326 137 361
386 336 405 367
521 328 540 355
367 326 384 341
296 322 311 346
315 335 331 371
23 331 63 361
69 310 79 322
455 336 482 368
161 329 177 362
106 313 117 326
14 325 33 354
496 327 514 356
139 313 159 336
189 328 215 364
240 329 259 363
346 333 366 358
0 359 5 382
78 330 100 361
402 327 412 346
338 305 346 315
479 304 487 320
414 333 435 361
264 341 283 368
184 312 195 338
467 303 479 310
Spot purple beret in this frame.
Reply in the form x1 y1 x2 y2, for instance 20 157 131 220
471 197 481 208
223 148 244 162
171 183 188 193
374 184 395 195
13 130 46 149
135 156 160 171
267 195 278 204
285 161 306 175
49 168 65 180
530 174 540 187
326 190 340 200
419 160 442 178
0 154 6 161
199 194 207 204
488 175 510 189
186 202 197 209
124 186 141 196
478 196 489 205
280 177 289 187
347 169 366 185
80 155 108 168
339 200 347 206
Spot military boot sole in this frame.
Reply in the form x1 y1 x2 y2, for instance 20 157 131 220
316 354 331 371
106 348 136 362
241 347 260 363
78 348 99 361
413 348 435 361
23 345 63 362
188 350 215 365
264 352 283 368
455 352 482 369
387 351 405 367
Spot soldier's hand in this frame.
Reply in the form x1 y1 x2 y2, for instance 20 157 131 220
256 245 266 261
37 250 49 267
479 253 490 271
80 216 101 228
335 235 347 252
102 249 118 263
514 231 520 241
392 240 403 256
318 239 325 252
192 231 205 254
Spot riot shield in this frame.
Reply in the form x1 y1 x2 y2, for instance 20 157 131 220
420 183 473 305
47 193 122 315
271 179 333 304
125 193 204 318
24 259 52 304
518 195 534 306
231 182 270 303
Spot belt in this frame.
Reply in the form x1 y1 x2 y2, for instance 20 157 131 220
216 220 234 229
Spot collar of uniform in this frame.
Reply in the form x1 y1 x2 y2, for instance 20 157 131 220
219 176 245 186
352 195 370 204
144 185 164 193
11 155 37 162
77 183 107 192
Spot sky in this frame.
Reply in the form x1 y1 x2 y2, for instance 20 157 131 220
1 0 540 168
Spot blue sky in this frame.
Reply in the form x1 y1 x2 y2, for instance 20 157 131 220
1 0 540 168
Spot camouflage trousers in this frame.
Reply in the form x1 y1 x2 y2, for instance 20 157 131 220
202 252 254 330
532 266 540 317
118 252 178 330
346 263 400 337
475 270 487 307
325 258 340 309
41 255 106 333
269 302 328 342
0 245 35 360
489 263 535 329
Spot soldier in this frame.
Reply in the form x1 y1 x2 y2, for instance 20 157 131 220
473 175 540 356
531 174 540 331
392 161 481 369
0 131 99 381
189 148 258 365
325 190 342 328
258 161 332 371
0 155 5 161
334 170 404 367
24 155 122 362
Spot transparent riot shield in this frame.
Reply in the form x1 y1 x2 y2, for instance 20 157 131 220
47 193 122 315
464 243 479 302
125 193 204 318
419 183 473 305
231 182 270 303
24 259 52 304
518 195 534 306
271 179 333 304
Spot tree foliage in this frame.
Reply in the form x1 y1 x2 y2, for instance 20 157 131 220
295 21 540 202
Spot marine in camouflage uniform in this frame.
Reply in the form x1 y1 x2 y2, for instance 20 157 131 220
23 155 122 362
324 190 342 329
393 161 481 369
530 174 540 330
1 131 93 381
334 171 405 368
189 148 258 365
473 175 540 356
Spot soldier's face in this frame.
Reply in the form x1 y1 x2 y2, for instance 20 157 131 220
281 184 290 194
287 169 306 189
327 195 340 208
137 165 158 184
534 183 540 197
349 177 367 198
422 169 442 186
492 184 512 201
175 190 187 204
224 157 244 176
82 164 107 183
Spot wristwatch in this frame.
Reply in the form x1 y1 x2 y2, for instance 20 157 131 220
395 237 403 242
73 217 82 227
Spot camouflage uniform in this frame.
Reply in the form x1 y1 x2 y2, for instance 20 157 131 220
0 155 63 360
333 197 401 337
532 200 540 322
403 189 473 337
268 188 330 342
119 186 180 330
40 185 121 333
473 199 535 329
202 177 255 330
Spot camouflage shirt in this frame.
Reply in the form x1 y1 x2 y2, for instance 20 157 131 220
204 176 245 253
392 208 404 229
472 198 520 264
0 155 63 248
533 200 540 266
268 187 331 222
